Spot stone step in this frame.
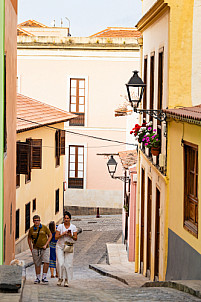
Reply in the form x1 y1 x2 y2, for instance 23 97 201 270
0 265 22 293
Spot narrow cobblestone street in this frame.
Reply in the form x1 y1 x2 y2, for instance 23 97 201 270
22 216 201 302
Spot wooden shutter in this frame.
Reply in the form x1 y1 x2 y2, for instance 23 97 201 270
60 130 65 155
55 130 60 166
31 139 42 169
55 130 60 157
17 142 31 175
150 54 155 122
143 57 147 121
184 142 198 237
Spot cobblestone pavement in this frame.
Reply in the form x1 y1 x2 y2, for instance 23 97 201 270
22 215 200 302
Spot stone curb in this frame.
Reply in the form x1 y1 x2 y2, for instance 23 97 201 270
89 264 129 285
142 281 201 299
89 264 201 299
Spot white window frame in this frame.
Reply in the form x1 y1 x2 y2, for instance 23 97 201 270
65 142 87 189
66 75 88 127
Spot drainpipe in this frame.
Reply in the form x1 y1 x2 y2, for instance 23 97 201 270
0 0 5 265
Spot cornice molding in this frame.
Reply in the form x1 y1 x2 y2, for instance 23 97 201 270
166 114 201 126
136 0 169 32
138 36 143 46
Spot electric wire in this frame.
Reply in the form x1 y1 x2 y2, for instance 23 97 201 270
16 141 127 149
17 117 137 147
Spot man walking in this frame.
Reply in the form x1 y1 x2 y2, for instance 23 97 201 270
28 215 52 284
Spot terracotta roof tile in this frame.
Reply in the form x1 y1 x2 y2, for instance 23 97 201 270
17 27 34 36
164 105 201 122
17 94 76 132
89 27 141 38
118 150 137 169
18 19 48 28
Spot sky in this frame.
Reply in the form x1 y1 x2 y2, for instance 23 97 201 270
18 0 142 37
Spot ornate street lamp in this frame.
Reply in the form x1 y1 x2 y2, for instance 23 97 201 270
107 155 117 178
126 70 146 108
107 155 129 182
126 70 166 122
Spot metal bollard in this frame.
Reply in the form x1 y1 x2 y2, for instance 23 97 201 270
96 207 100 218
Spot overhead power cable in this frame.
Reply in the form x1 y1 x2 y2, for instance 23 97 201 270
17 117 137 147
16 141 126 149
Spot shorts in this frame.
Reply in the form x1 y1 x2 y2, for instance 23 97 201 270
32 247 50 266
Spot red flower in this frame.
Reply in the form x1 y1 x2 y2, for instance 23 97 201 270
130 123 142 136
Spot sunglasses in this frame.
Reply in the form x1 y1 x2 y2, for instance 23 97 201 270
33 219 40 222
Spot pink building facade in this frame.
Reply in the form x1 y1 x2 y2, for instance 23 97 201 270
17 24 140 213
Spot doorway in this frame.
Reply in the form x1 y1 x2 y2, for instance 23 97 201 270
140 168 145 273
147 177 152 277
154 187 160 280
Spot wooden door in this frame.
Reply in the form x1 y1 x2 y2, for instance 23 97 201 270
140 168 145 273
147 178 152 275
154 188 160 279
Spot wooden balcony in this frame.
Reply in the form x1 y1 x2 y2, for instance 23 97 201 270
69 113 85 126
68 178 83 189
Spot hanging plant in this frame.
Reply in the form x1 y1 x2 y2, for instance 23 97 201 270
142 129 160 149
130 121 153 143
130 123 161 156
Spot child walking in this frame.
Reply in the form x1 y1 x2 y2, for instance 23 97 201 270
49 221 58 278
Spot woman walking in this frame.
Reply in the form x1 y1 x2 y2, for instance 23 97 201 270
49 221 58 278
55 211 77 287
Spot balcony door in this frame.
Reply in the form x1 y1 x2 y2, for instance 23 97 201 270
68 145 84 189
69 78 85 126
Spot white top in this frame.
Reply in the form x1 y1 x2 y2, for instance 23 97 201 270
56 223 77 248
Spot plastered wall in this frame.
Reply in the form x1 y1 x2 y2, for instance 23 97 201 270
16 123 64 253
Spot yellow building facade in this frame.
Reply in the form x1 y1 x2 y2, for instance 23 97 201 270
15 94 75 254
165 108 201 279
135 0 197 281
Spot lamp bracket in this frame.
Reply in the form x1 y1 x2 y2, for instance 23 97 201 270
111 175 130 183
134 108 166 122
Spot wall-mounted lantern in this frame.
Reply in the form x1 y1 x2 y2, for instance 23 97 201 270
107 155 117 178
126 70 146 109
126 70 166 122
107 155 129 183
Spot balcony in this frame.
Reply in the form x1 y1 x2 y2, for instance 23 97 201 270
69 113 85 126
140 143 166 176
68 178 83 189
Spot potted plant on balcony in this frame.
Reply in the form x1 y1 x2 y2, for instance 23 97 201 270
130 122 152 144
142 128 161 156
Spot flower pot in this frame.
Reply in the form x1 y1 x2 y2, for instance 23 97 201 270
151 147 160 156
